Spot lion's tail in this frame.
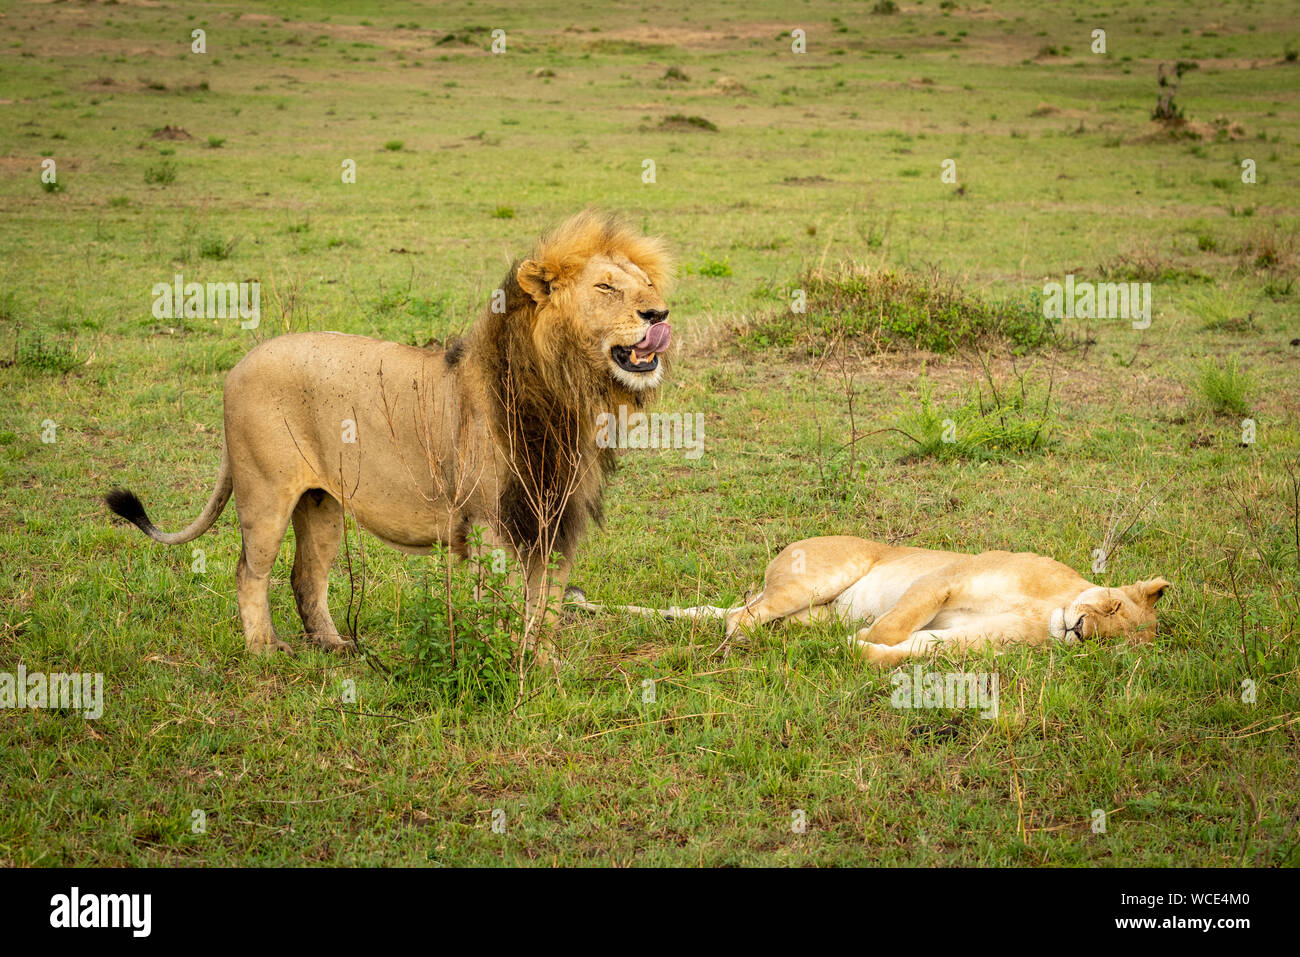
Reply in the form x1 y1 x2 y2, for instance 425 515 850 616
105 439 233 545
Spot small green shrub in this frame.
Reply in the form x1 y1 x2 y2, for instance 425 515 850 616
1189 285 1254 332
1195 354 1252 415
394 536 531 707
890 367 1055 461
143 160 177 185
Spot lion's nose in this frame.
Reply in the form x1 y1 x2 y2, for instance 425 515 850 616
638 308 669 324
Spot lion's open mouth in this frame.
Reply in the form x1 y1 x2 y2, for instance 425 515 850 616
611 345 660 373
610 322 670 374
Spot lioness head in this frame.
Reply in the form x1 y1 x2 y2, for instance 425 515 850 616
514 210 673 394
1052 578 1171 644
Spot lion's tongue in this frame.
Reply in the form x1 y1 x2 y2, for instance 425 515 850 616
632 322 671 355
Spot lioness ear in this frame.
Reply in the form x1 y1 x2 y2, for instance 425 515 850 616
516 260 555 303
1139 577 1171 606
1124 578 1170 608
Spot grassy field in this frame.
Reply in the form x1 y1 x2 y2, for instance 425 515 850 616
1 0 1298 866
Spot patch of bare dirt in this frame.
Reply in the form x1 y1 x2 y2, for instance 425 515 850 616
590 22 788 51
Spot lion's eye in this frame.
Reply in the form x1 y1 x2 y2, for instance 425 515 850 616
595 282 614 291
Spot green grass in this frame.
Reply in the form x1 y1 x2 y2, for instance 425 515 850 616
1 0 1298 867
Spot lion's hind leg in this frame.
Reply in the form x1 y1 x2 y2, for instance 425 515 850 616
234 488 299 655
290 490 354 653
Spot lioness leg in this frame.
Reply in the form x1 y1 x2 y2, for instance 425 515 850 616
290 491 354 653
847 577 951 654
234 489 299 654
787 604 839 626
858 615 1032 666
725 537 878 637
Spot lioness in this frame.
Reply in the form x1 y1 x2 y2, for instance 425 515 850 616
570 536 1169 666
106 210 672 655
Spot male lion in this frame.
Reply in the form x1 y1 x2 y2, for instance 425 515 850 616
106 210 672 655
569 536 1170 666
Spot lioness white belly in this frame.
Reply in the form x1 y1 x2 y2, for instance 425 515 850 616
833 564 921 620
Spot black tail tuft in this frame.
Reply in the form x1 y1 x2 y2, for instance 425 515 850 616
105 487 155 533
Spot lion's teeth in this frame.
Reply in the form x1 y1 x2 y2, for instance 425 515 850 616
631 349 643 363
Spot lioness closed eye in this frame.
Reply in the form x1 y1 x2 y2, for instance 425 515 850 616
569 536 1170 667
105 210 673 656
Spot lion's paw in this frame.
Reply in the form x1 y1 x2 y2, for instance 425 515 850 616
248 636 294 655
314 635 357 654
854 639 908 667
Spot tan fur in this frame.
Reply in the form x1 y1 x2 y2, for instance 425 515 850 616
106 210 672 655
575 536 1169 667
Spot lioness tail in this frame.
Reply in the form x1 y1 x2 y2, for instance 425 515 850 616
105 440 233 545
564 587 733 621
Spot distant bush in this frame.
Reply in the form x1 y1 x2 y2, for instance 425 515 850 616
1152 60 1198 122
658 113 718 132
17 334 81 374
199 236 237 260
741 263 1056 354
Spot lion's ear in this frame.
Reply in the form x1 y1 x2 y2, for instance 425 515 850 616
516 260 555 303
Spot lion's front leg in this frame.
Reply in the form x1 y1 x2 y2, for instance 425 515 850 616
521 552 570 663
